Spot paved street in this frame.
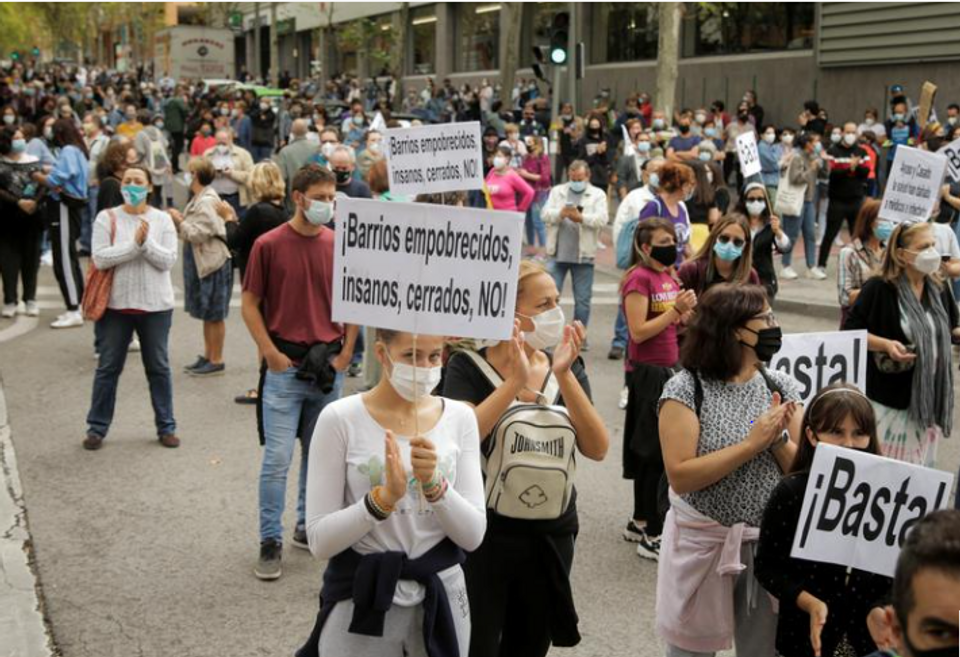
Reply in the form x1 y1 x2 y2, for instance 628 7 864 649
0 258 957 657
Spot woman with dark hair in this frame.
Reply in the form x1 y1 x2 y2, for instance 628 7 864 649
621 218 697 560
737 182 791 300
96 141 139 214
579 112 612 190
837 199 887 326
780 132 823 281
685 161 721 226
678 213 761 297
32 118 90 328
0 125 46 318
756 384 890 657
638 161 696 263
657 283 803 657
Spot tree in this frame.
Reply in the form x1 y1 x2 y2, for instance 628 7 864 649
392 2 410 111
195 2 242 29
499 3 523 101
655 2 682 120
337 18 397 78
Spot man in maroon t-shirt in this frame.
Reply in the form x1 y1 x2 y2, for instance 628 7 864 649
242 164 357 580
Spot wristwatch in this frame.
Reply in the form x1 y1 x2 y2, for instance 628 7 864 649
768 430 790 453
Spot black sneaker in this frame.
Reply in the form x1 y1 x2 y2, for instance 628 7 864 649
183 355 208 373
254 539 282 580
608 345 625 360
623 520 646 543
291 527 310 551
636 532 661 562
188 361 226 377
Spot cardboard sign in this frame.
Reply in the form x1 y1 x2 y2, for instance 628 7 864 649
879 146 948 224
332 198 523 340
939 137 960 183
384 121 484 196
791 444 954 577
736 130 762 178
917 81 937 130
769 331 868 406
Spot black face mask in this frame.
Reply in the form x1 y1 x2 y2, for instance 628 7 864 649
926 137 944 152
678 124 690 134
334 169 351 185
648 244 677 267
741 325 783 362
903 628 957 657
738 112 750 121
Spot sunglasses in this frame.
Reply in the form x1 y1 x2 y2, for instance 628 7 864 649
718 235 745 248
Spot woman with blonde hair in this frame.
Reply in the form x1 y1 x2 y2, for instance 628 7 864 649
843 220 954 466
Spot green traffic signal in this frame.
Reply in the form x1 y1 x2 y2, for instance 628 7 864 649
11 51 20 61
31 47 39 57
549 12 569 65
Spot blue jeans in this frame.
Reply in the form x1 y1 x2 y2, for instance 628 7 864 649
251 144 274 163
611 305 628 350
549 260 594 327
525 194 547 247
86 310 175 438
259 367 344 542
782 199 817 269
80 186 99 253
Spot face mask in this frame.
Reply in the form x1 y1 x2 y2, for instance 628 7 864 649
520 306 565 351
746 199 766 217
908 246 941 276
831 132 842 144
695 113 706 124
588 125 601 134
201 128 212 136
11 139 27 154
43 127 54 141
303 198 334 226
368 141 381 153
652 119 665 130
781 134 795 146
2 115 14 125
493 155 507 169
948 116 958 126
893 113 905 123
648 173 660 190
320 142 336 159
334 169 351 185
698 150 712 162
353 115 364 126
741 325 783 362
864 117 875 126
260 103 270 111
386 356 442 402
738 113 750 122
763 132 776 144
704 128 717 138
714 241 743 262
678 124 690 134
814 142 823 154
843 133 857 146
569 180 586 194
121 184 149 207
873 221 894 242
648 244 677 267
154 121 164 130
637 141 651 153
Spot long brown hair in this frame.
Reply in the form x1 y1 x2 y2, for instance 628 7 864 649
790 383 879 473
852 199 881 244
623 217 676 284
692 213 754 285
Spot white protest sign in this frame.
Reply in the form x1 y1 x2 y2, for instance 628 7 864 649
938 137 960 182
622 124 635 157
384 121 484 196
791 444 954 577
736 130 762 178
769 331 868 406
879 145 948 224
370 111 387 133
332 198 523 340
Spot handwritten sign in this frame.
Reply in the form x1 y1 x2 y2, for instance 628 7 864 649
879 146 948 224
736 130 761 178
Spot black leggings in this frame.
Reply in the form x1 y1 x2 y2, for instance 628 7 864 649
0 228 41 305
818 197 862 268
47 199 85 311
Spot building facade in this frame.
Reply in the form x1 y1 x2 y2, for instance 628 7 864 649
234 2 960 125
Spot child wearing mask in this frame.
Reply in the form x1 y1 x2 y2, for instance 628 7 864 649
738 182 791 300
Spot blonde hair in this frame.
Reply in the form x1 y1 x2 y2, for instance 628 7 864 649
882 222 936 283
249 161 285 203
517 259 549 299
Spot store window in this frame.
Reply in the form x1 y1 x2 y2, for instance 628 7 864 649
411 6 436 75
683 3 815 57
455 3 500 72
589 3 658 64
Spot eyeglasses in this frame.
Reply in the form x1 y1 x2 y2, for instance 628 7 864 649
717 235 745 248
751 311 778 327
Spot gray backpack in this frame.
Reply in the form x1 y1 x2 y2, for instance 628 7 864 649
464 351 577 520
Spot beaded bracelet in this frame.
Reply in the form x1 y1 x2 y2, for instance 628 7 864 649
366 486 394 521
423 475 448 503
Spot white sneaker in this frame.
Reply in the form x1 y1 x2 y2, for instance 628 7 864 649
780 266 799 280
51 311 84 329
129 337 141 352
618 385 629 410
24 301 39 317
1 304 15 319
807 267 828 280
40 252 53 267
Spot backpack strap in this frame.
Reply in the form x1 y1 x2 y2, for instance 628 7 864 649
462 349 561 406
756 366 786 400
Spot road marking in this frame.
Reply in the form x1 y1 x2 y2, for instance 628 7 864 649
0 317 39 344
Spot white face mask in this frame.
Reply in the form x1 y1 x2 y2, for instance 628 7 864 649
520 306 565 351
909 246 941 276
304 198 334 226
763 132 776 144
386 356 442 402
493 155 507 170
781 134 794 146
321 142 336 159
843 133 857 146
746 199 766 217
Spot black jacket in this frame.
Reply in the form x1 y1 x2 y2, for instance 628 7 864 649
225 200 287 276
756 472 890 657
827 143 870 201
751 221 784 300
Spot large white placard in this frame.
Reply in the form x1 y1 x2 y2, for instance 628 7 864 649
332 198 523 340
736 130 762 178
938 137 960 182
384 121 484 196
768 331 868 406
791 444 954 577
879 145 948 224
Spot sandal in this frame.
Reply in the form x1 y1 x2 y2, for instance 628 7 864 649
234 389 258 405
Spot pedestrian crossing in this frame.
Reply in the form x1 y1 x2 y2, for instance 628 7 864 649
558 281 621 306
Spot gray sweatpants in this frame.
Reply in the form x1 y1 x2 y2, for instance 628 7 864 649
664 543 778 657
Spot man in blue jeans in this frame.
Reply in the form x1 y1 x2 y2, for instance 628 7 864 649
541 160 608 350
242 164 356 581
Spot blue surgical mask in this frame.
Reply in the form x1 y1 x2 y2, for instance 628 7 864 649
704 128 717 138
893 113 905 123
648 173 660 190
713 241 744 262
813 142 823 154
637 141 651 153
569 180 587 194
304 199 334 226
874 220 894 242
652 119 665 130
698 151 712 162
121 185 149 207
11 138 26 154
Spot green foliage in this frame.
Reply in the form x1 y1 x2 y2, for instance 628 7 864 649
337 18 397 74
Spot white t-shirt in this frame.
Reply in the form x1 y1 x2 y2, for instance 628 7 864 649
305 394 486 606
932 222 960 260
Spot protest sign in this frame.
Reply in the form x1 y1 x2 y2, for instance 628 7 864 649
769 331 867 406
384 121 484 196
622 124 635 157
791 444 954 577
939 137 960 183
370 111 387 133
917 81 937 129
736 130 762 178
879 146 948 224
332 198 523 340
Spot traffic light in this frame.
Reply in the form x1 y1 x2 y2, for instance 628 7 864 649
31 46 39 58
10 51 20 62
549 12 569 65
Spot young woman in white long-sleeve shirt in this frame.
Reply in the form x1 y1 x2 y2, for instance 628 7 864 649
84 165 179 451
297 329 486 657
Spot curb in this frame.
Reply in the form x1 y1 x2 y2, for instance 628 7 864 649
0 376 56 657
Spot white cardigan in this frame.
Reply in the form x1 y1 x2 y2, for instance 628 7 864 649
540 181 609 262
